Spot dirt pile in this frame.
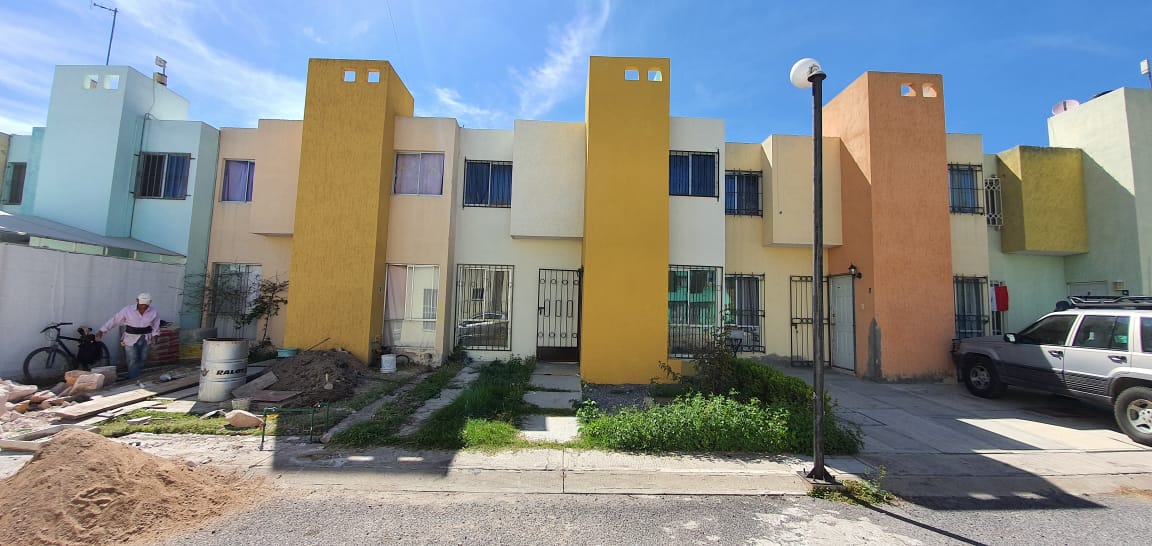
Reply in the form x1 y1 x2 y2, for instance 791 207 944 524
264 350 369 406
0 429 265 546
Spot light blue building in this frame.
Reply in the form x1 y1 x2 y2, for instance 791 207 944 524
1 65 219 328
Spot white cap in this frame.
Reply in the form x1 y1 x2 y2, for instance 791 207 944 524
137 293 152 304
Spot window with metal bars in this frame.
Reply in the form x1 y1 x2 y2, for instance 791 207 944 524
724 171 762 215
984 175 1003 227
455 265 513 350
954 276 989 339
207 263 261 339
463 160 512 207
137 153 191 199
2 162 26 205
669 265 722 356
724 274 764 352
990 280 1006 336
948 164 983 214
669 151 718 197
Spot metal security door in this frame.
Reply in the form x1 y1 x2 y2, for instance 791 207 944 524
789 275 830 367
537 269 581 362
829 275 856 371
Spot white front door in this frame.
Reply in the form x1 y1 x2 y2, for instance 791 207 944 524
830 275 855 371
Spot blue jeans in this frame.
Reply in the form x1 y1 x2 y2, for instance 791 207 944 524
124 337 149 379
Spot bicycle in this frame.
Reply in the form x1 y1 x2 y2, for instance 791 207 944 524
23 322 111 385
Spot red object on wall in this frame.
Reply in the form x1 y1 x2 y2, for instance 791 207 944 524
994 285 1010 312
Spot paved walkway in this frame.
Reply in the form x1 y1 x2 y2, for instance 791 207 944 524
519 362 581 443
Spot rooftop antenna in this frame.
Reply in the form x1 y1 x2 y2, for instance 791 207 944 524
1141 59 1151 89
92 2 119 66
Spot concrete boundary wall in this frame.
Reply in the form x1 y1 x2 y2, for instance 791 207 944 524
0 244 183 379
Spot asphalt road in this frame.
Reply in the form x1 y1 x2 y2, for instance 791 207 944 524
161 489 1152 545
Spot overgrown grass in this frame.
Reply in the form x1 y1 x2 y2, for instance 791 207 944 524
460 418 519 448
98 409 258 437
340 376 407 411
809 466 896 505
98 406 349 438
579 333 862 455
329 358 467 447
410 356 536 449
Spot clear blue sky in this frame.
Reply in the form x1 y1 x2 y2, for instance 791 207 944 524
1 0 1150 153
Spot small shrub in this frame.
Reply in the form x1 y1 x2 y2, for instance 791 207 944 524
810 466 896 505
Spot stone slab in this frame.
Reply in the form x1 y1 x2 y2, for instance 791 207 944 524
534 362 580 376
524 390 581 410
519 415 580 443
529 374 581 392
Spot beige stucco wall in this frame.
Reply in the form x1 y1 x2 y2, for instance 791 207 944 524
249 120 302 235
669 117 726 268
0 132 9 170
510 120 585 239
387 116 460 361
947 133 990 276
453 128 582 360
207 126 294 346
763 135 842 247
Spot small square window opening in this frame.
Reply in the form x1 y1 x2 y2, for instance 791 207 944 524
103 75 120 90
367 70 381 83
624 69 639 81
648 70 662 82
343 70 356 82
84 75 99 89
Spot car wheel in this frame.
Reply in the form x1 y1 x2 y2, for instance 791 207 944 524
1114 386 1152 446
963 356 1006 399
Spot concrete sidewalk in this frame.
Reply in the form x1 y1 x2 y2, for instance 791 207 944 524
769 361 1152 500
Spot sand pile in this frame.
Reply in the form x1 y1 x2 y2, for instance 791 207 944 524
264 350 369 406
0 429 264 546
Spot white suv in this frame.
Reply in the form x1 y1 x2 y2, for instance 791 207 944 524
952 297 1152 446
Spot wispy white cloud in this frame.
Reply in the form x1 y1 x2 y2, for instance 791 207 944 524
302 26 329 46
113 0 306 123
1017 34 1126 58
512 0 611 119
349 20 374 41
417 87 511 128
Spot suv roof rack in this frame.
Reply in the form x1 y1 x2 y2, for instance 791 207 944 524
1066 296 1152 309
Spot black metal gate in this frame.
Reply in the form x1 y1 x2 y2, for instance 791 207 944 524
537 269 581 362
789 275 830 367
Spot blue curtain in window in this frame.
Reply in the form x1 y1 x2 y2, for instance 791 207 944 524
464 161 491 205
690 153 716 197
490 163 512 206
724 173 737 212
950 167 977 211
669 154 690 195
163 155 190 198
738 174 759 213
222 160 253 201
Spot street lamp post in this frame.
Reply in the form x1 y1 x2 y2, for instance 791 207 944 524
790 58 834 483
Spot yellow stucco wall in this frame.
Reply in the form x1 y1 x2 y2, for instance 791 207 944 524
581 57 671 384
763 135 842 247
996 146 1087 256
284 60 414 361
947 133 990 276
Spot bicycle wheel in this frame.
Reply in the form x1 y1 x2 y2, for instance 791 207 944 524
24 347 73 386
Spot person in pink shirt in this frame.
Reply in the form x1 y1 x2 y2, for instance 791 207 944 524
95 293 161 379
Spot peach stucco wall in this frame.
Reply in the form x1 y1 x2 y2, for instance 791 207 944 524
388 116 459 360
208 127 294 346
824 72 955 380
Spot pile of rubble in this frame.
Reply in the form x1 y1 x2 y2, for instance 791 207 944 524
2 370 109 413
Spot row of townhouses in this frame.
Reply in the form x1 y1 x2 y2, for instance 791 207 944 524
2 56 1150 385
